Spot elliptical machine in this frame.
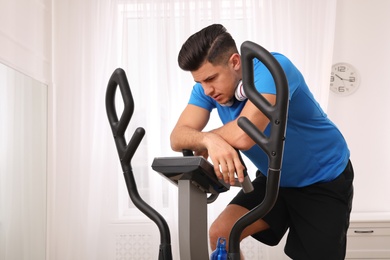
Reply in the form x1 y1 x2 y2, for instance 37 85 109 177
105 41 289 260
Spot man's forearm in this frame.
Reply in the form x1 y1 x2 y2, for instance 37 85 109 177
170 125 209 152
210 120 254 150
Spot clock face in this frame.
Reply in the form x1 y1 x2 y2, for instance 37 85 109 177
330 63 360 96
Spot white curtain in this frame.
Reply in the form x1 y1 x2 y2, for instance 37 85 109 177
50 0 337 259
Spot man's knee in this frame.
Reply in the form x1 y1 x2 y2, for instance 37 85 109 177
209 205 250 249
209 218 231 249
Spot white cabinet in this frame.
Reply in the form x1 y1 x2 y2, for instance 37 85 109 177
346 212 390 259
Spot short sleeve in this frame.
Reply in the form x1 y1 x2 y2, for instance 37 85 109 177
188 83 216 111
253 53 301 99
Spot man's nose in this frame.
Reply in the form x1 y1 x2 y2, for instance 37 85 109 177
203 84 214 96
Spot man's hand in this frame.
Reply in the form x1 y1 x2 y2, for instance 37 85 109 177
204 133 245 185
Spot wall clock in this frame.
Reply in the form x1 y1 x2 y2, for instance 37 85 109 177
330 62 361 96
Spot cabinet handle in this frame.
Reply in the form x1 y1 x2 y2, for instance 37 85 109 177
354 230 374 234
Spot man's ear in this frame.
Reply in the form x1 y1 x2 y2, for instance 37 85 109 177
229 53 241 71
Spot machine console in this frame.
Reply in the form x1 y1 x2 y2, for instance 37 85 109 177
152 156 230 194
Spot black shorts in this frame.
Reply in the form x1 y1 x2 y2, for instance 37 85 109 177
229 160 354 260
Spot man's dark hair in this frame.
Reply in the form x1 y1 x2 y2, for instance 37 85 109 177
178 24 238 71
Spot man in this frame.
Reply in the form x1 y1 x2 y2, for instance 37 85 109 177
170 24 353 259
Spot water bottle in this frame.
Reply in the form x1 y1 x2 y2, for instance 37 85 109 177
210 237 227 260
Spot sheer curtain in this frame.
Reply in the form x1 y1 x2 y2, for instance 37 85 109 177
50 0 337 259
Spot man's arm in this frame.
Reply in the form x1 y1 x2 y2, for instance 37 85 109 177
170 104 210 152
170 104 246 184
212 94 276 150
205 93 276 184
170 93 275 184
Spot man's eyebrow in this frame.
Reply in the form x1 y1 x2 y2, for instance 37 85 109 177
195 74 217 83
205 74 216 81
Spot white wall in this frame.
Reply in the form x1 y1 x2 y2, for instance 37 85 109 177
328 0 390 213
0 0 51 84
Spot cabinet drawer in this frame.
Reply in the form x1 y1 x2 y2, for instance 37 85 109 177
346 227 390 259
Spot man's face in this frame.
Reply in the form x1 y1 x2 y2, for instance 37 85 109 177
191 59 240 105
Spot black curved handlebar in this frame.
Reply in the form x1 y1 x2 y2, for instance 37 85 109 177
228 41 289 259
106 68 172 260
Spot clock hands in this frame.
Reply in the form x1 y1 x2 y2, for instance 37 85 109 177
335 74 348 81
335 74 356 84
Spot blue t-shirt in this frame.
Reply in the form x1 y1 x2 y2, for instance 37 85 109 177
188 53 350 187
